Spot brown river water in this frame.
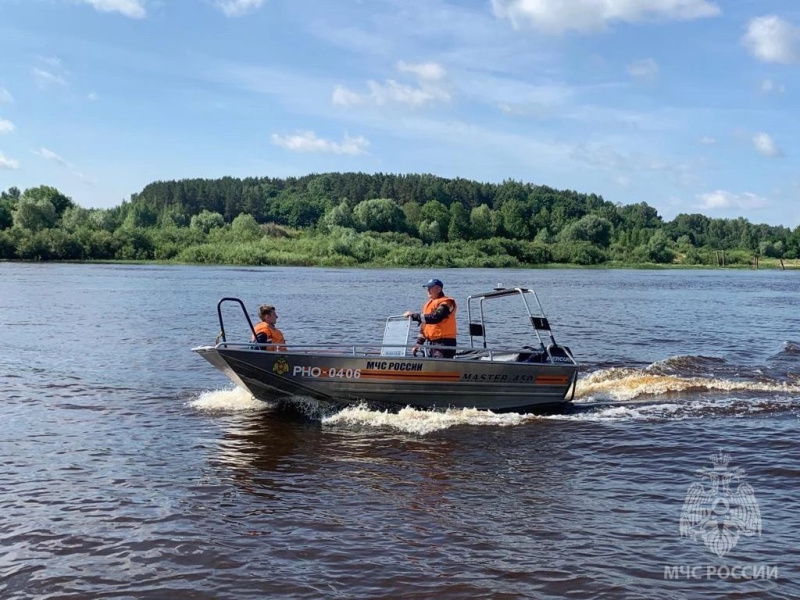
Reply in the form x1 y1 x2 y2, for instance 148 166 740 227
1 263 798 599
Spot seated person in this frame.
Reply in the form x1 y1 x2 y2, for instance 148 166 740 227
252 304 286 351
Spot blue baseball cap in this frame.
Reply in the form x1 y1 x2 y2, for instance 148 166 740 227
423 278 444 288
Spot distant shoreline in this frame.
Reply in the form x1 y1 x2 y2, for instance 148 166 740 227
2 258 798 270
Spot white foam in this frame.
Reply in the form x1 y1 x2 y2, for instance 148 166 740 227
323 404 536 435
325 395 796 429
540 402 684 422
187 386 271 412
543 395 797 422
575 367 800 402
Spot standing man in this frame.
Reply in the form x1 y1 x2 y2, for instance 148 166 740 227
252 304 286 351
403 278 457 358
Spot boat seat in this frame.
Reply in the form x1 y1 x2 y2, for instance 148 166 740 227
454 349 493 360
516 346 549 363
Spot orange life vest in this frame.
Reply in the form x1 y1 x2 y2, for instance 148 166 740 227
421 296 457 341
253 322 287 351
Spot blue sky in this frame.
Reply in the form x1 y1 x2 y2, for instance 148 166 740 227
0 0 799 227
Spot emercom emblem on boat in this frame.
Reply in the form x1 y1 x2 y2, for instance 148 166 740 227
273 357 290 375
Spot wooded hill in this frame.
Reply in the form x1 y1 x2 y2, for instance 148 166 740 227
1 173 798 267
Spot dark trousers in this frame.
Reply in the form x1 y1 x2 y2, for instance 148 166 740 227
427 338 456 358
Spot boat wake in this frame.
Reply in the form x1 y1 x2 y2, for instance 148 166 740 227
187 350 799 434
322 404 535 435
187 386 272 412
575 366 800 402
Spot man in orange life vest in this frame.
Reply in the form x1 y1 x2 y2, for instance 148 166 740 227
403 278 457 358
252 304 287 351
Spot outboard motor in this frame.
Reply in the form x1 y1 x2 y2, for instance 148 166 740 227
518 345 549 363
546 344 574 364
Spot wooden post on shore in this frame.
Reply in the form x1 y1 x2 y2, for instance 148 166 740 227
715 250 726 267
780 258 785 270
752 254 759 269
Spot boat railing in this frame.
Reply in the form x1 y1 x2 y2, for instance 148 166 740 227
213 341 577 365
212 296 577 366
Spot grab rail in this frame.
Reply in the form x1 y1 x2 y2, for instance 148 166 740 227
213 341 578 365
210 296 578 367
216 297 258 344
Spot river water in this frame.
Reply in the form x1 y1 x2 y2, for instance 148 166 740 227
1 263 798 599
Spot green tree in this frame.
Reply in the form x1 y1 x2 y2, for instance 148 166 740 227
0 200 12 230
190 210 225 234
320 201 355 231
61 206 92 233
13 197 57 231
469 205 493 239
231 213 261 241
402 201 422 228
89 209 121 232
122 202 158 229
114 228 154 260
558 214 613 248
22 185 74 216
500 199 530 239
618 202 661 230
418 220 442 244
353 198 405 233
447 203 471 241
644 230 675 263
420 200 449 239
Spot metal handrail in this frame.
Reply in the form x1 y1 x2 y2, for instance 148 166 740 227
216 297 258 344
212 341 577 365
210 295 577 366
466 287 556 350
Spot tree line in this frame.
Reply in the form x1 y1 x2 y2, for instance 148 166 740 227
1 173 798 267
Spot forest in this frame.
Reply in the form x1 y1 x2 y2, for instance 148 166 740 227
1 173 798 268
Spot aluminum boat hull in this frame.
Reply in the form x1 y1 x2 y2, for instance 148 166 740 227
194 346 579 413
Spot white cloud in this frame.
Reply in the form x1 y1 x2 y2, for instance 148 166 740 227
627 58 659 82
271 131 370 155
572 143 699 187
0 118 15 134
82 0 146 19
0 88 12 103
333 59 451 109
615 174 631 188
491 0 720 34
31 147 94 182
698 136 716 145
397 60 446 81
333 79 450 108
0 153 20 170
32 147 72 167
760 78 785 94
39 55 62 68
214 0 264 17
752 132 783 157
87 91 99 101
743 15 800 64
33 68 68 88
73 172 97 185
697 190 767 210
332 85 363 107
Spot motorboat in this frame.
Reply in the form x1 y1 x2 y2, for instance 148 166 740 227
193 286 579 413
